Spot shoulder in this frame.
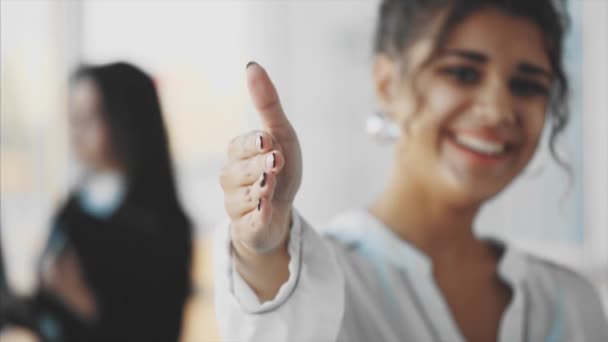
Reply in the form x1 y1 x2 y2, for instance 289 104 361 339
318 209 379 265
521 251 596 296
523 251 608 336
320 208 377 245
517 250 606 320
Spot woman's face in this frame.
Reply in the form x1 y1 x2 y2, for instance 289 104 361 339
378 8 552 204
68 78 116 171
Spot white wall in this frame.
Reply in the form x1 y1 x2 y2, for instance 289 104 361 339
581 0 608 308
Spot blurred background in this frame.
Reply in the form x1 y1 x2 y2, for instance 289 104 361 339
1 0 606 341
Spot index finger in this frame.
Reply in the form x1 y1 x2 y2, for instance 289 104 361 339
227 130 274 160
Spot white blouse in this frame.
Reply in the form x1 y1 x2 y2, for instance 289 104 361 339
214 209 608 341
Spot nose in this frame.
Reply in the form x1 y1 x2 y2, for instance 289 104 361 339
473 80 517 127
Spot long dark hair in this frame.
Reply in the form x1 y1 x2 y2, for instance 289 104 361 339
72 62 189 219
374 0 570 171
67 63 192 340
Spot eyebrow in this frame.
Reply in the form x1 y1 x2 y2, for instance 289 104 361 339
518 63 553 81
443 49 487 63
442 49 553 81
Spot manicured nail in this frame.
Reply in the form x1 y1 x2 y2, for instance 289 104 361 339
260 172 267 187
256 135 263 151
246 61 257 69
257 198 262 211
266 153 276 169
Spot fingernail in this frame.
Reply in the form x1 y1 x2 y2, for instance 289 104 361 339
260 172 267 187
246 61 257 69
266 153 276 169
257 198 262 211
256 135 263 151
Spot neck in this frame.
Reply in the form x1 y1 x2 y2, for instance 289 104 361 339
369 164 485 261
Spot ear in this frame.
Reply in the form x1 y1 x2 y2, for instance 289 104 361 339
373 54 399 115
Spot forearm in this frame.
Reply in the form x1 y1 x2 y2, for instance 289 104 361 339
214 210 345 342
232 229 290 302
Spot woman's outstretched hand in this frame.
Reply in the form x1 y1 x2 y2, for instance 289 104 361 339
219 62 302 300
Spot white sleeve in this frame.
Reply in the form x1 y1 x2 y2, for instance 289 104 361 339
569 275 608 341
213 209 345 342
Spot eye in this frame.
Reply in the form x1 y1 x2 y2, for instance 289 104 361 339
510 78 550 98
439 66 480 84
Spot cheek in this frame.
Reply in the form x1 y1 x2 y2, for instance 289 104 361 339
78 122 109 160
521 103 547 149
90 125 112 157
407 82 470 141
393 78 468 124
86 129 103 152
398 85 470 172
425 83 470 118
510 103 547 176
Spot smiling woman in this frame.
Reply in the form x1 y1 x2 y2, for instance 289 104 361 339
372 8 554 204
214 1 608 341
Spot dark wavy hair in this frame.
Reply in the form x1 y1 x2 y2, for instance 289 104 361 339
374 0 570 171
71 62 191 217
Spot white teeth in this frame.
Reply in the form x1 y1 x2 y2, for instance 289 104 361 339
453 134 506 155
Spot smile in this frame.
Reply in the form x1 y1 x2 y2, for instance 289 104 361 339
452 134 507 156
444 130 518 166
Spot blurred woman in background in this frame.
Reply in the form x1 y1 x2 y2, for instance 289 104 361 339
2 62 192 341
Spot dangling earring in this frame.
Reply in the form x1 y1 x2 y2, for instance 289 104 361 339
365 111 400 142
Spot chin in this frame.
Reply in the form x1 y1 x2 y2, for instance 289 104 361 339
439 152 524 203
441 170 514 206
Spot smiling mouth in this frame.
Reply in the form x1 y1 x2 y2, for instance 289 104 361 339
446 131 515 159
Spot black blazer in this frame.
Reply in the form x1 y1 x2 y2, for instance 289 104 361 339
32 195 192 342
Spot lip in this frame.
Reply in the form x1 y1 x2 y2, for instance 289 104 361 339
448 128 513 145
444 130 516 167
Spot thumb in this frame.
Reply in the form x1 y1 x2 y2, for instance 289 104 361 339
246 62 291 132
